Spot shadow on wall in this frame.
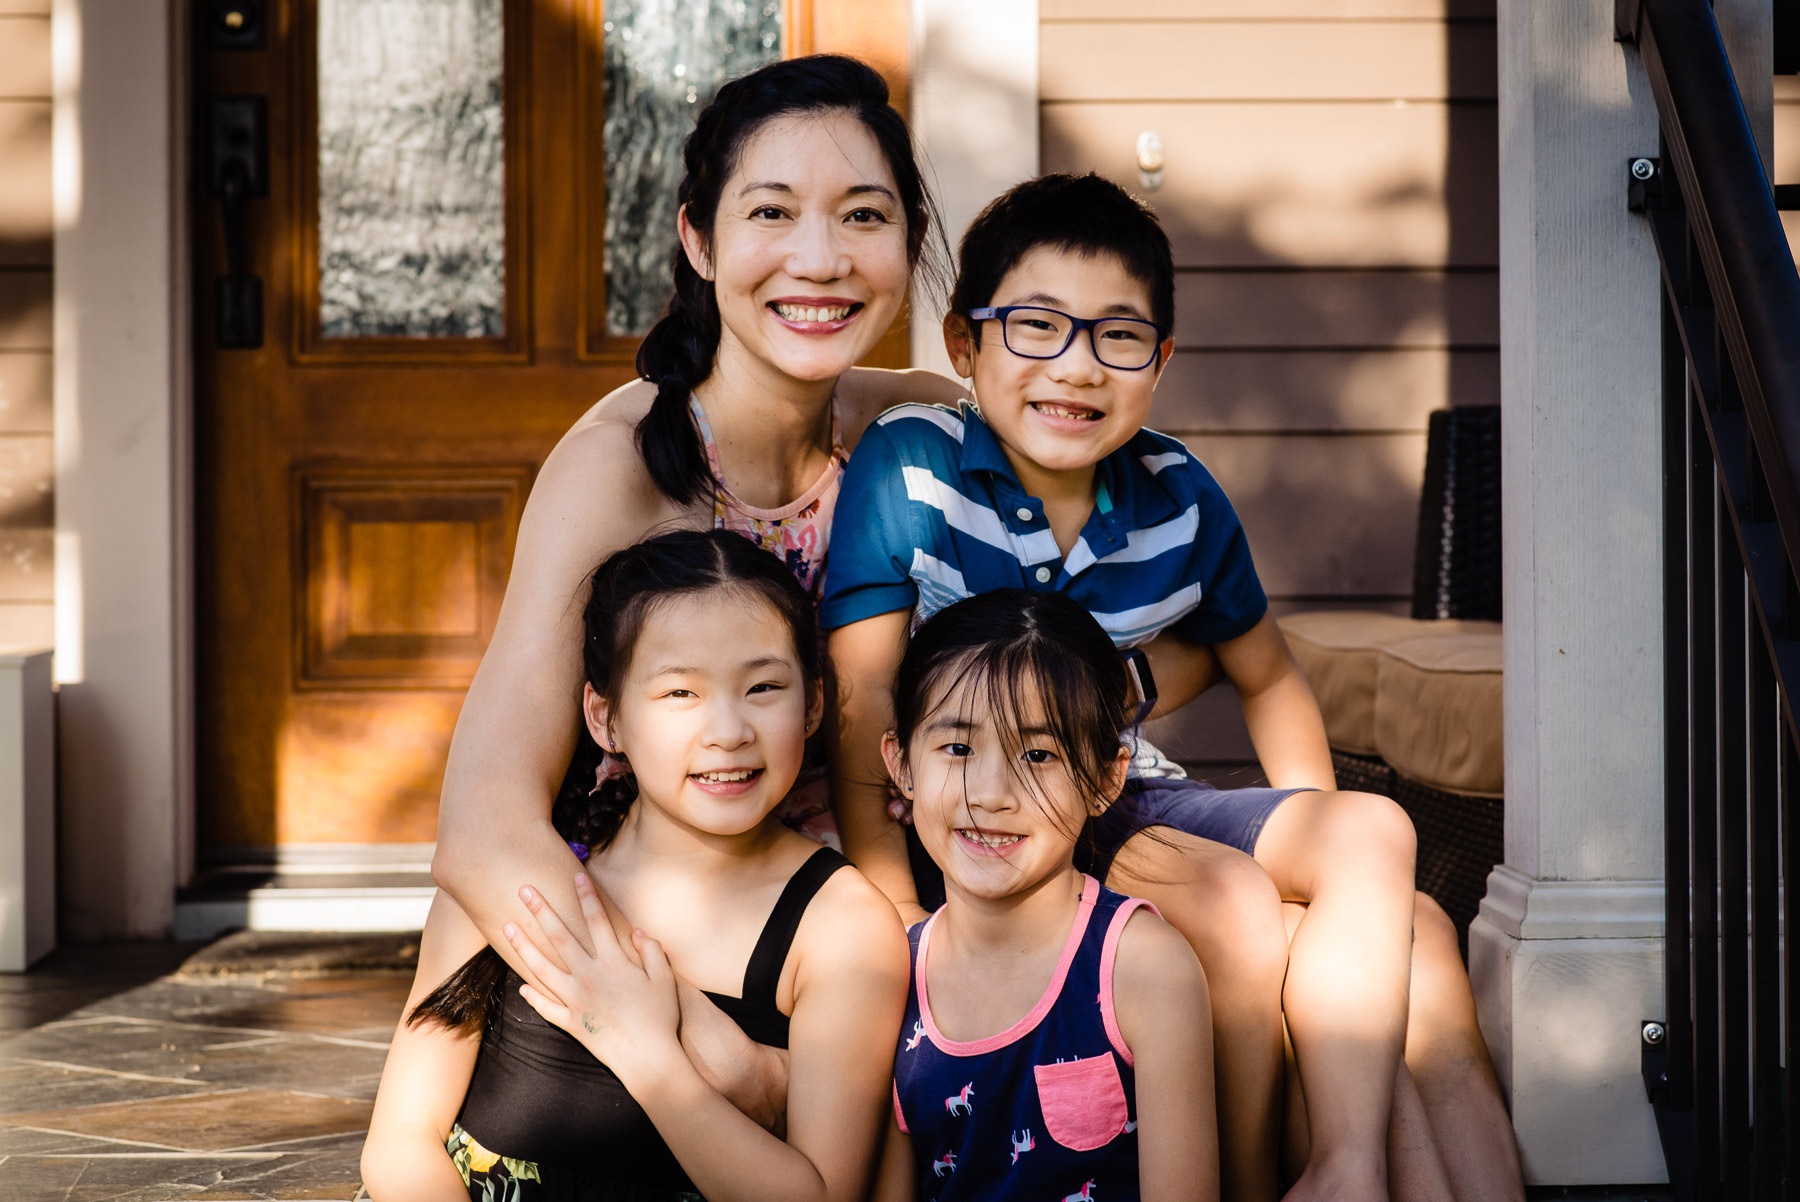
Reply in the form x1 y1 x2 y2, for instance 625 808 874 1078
1037 3 1499 769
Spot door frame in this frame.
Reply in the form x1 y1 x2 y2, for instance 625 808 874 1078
52 0 1040 937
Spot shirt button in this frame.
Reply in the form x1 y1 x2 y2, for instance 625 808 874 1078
1035 566 1052 583
1016 507 1034 521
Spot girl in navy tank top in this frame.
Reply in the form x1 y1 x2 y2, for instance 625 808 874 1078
873 590 1219 1202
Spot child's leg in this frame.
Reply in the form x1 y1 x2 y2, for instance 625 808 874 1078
1105 828 1288 1202
1278 905 1457 1202
1406 892 1525 1202
1254 789 1417 1202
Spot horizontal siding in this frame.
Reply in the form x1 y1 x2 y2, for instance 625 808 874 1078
0 13 48 96
1151 348 1498 432
1044 102 1497 268
0 271 50 348
1043 2 1494 17
0 598 51 644
1186 430 1427 598
0 101 51 266
0 526 49 598
1174 269 1498 349
1043 4 1496 765
0 5 49 622
0 350 49 431
0 431 49 525
1041 22 1496 102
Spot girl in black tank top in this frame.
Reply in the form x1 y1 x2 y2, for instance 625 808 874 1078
362 532 908 1202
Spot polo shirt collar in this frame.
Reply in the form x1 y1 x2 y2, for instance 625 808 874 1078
965 404 1184 524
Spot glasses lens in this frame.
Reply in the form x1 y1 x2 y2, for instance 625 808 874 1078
1093 319 1162 369
1001 308 1073 358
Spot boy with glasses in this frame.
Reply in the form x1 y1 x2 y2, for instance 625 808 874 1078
823 173 1519 1202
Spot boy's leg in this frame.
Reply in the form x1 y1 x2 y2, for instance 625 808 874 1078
1106 827 1288 1202
1253 789 1417 1202
1406 892 1525 1202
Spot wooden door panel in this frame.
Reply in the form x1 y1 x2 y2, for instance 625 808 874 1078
297 464 530 687
196 0 908 855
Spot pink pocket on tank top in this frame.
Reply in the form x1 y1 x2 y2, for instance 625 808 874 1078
1032 1054 1130 1151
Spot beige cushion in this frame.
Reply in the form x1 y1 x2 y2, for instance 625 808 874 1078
1373 629 1504 797
1279 612 1495 757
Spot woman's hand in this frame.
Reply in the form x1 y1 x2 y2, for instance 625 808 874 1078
505 872 684 1087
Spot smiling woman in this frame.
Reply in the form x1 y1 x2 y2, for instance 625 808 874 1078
422 50 962 1105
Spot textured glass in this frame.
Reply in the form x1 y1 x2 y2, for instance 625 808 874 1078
603 0 783 336
317 0 505 339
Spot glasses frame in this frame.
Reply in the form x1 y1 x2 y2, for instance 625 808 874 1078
965 306 1171 371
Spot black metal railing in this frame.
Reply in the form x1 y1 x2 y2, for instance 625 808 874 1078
1615 1 1800 1198
1620 2 1800 1202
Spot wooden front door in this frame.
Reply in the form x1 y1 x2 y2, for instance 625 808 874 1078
193 0 906 857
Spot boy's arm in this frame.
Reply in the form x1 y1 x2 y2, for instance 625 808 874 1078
1114 911 1219 1202
827 610 928 925
1213 612 1338 791
1137 630 1223 719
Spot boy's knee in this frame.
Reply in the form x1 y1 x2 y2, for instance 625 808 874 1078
1328 790 1417 868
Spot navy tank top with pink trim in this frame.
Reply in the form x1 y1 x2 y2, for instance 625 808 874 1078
892 877 1154 1202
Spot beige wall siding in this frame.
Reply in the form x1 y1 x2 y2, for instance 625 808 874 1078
1042 1 1498 766
0 2 51 647
1780 76 1799 262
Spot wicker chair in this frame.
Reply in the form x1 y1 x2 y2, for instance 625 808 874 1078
1281 406 1503 953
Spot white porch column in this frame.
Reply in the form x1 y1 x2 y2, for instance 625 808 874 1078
1474 0 1770 1185
1474 0 1664 1184
907 0 1037 376
51 0 190 938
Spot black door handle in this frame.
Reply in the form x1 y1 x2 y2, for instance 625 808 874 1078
208 96 268 349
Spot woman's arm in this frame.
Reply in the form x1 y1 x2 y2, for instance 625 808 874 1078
508 869 910 1202
1112 910 1219 1202
1213 612 1338 791
362 894 486 1202
433 396 684 977
826 611 927 925
834 366 969 451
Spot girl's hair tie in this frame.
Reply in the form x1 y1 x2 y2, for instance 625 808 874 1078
660 374 687 392
567 841 590 863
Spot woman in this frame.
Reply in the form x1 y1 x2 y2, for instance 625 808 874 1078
431 55 957 1110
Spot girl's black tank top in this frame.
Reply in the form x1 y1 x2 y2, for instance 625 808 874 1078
455 847 848 1190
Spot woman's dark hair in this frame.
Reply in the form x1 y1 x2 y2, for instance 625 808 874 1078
892 590 1133 828
409 529 820 1034
635 53 945 507
949 172 1176 343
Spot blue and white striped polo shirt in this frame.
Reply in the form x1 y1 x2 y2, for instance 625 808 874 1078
819 401 1266 649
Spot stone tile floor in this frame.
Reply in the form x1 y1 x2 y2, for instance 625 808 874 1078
0 938 414 1201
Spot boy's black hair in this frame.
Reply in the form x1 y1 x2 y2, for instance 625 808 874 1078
949 172 1175 339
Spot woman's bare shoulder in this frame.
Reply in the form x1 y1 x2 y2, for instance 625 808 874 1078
531 380 673 521
837 367 969 448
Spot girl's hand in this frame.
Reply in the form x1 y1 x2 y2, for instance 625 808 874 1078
505 872 683 1086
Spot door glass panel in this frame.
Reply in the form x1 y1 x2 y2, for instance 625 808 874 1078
603 0 783 336
317 0 505 338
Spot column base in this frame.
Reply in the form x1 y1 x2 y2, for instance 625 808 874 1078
1469 864 1668 1185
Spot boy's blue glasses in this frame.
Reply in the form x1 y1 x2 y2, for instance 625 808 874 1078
965 306 1170 371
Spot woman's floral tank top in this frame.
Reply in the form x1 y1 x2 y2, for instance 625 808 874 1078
690 395 845 847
